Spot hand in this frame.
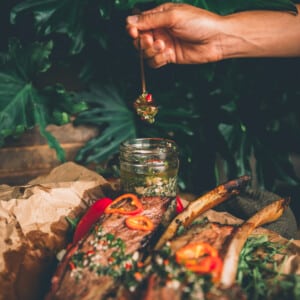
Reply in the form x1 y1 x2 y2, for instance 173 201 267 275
126 3 224 68
126 3 300 68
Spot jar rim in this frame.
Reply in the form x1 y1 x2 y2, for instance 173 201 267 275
120 138 178 153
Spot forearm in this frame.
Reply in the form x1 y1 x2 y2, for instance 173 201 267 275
221 5 300 59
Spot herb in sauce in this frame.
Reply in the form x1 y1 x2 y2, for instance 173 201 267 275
119 138 179 197
134 92 158 124
121 172 178 197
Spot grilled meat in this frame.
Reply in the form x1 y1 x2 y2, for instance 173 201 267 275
46 196 172 300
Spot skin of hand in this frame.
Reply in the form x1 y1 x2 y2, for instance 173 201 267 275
126 3 224 68
126 3 300 68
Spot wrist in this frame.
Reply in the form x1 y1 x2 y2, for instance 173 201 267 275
219 14 265 60
219 8 300 59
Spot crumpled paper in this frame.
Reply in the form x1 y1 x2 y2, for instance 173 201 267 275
0 162 117 300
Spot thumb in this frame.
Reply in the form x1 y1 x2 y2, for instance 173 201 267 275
126 11 172 31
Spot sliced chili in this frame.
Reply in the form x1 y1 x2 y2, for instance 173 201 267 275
175 241 223 282
73 197 112 244
105 193 143 215
176 195 184 214
125 215 154 231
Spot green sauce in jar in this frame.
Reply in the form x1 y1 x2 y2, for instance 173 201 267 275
119 138 179 197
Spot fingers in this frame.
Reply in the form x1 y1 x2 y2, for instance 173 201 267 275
126 12 171 32
126 3 166 38
143 39 165 57
126 3 179 68
147 48 175 69
131 30 168 54
136 32 154 49
126 3 177 33
134 32 175 68
126 24 139 39
131 31 174 68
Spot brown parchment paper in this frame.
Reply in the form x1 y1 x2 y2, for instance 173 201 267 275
0 162 117 300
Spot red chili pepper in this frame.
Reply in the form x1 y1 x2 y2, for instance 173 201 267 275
73 197 113 244
185 256 223 275
125 215 154 231
69 261 76 270
176 196 184 214
175 242 223 282
108 257 115 263
86 249 95 256
104 193 143 215
145 93 153 102
125 262 132 270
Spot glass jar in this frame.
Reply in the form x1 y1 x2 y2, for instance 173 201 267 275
119 138 179 197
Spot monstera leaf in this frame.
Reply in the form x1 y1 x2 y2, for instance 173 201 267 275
10 0 90 54
74 85 136 163
0 39 87 161
10 0 133 54
218 99 300 190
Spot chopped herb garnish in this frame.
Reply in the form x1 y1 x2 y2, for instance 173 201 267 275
176 224 185 236
68 224 298 300
237 235 298 300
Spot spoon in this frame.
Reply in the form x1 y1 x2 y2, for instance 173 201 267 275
133 38 158 124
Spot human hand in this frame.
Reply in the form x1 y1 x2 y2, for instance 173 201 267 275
126 3 224 68
127 3 300 67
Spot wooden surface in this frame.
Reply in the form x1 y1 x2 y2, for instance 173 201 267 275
0 124 98 185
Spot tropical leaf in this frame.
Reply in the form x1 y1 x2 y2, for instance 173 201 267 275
218 97 300 190
0 38 53 141
74 85 136 163
115 0 154 9
11 0 98 54
254 141 300 188
0 39 87 161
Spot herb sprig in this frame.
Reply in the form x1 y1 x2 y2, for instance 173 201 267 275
237 235 299 300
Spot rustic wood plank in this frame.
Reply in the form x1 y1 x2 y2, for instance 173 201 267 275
0 124 99 185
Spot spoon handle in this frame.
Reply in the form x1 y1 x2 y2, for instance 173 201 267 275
139 39 146 94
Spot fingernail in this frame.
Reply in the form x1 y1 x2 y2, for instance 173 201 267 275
127 15 138 24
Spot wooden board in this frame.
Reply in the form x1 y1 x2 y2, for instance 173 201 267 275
0 124 98 185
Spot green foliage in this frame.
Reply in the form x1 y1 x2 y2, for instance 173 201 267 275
1 0 299 195
0 38 87 161
74 85 136 163
238 235 300 299
215 59 300 189
11 0 92 54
